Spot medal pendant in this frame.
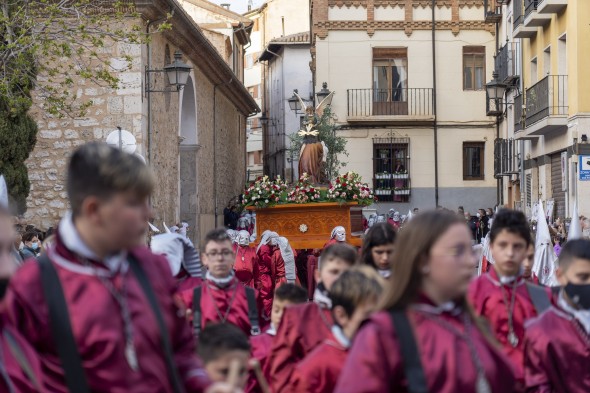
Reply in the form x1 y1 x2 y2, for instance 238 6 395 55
125 343 139 372
507 331 519 348
476 373 492 393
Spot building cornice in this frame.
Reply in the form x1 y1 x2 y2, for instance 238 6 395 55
136 0 260 115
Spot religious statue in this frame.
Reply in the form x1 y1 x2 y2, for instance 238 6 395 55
294 90 335 184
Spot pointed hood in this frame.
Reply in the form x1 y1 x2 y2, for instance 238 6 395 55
568 200 583 241
0 175 8 211
532 201 559 286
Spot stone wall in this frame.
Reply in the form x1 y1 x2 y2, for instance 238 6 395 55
25 20 144 229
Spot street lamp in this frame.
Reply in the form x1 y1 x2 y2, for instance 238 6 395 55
145 50 192 93
288 89 303 113
486 71 507 117
316 82 333 105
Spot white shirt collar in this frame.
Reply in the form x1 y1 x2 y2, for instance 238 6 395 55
313 286 332 309
59 211 127 273
558 291 590 335
266 324 277 336
378 268 391 278
205 270 235 288
331 325 351 349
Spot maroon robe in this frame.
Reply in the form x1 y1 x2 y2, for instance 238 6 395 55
180 276 263 337
322 239 338 249
468 268 541 383
5 232 211 393
176 276 202 293
246 330 274 393
256 245 274 318
524 304 590 392
291 335 348 393
0 316 46 392
266 302 333 392
234 246 261 289
334 301 517 392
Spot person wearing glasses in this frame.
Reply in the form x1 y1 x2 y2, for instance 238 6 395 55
181 229 264 338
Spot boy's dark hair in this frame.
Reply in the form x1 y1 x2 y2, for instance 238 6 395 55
489 209 531 246
67 142 154 217
361 222 396 269
320 243 358 269
274 283 308 304
201 228 232 253
558 239 590 271
197 323 251 364
22 231 38 242
330 267 383 317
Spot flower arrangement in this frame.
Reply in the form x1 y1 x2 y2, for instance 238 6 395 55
327 172 375 206
241 175 288 208
287 173 322 204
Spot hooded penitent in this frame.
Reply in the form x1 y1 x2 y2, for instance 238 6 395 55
331 226 346 242
151 233 202 278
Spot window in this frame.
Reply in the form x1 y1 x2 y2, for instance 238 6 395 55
463 46 485 90
463 142 485 180
373 138 411 203
543 46 551 76
372 48 408 115
530 57 538 84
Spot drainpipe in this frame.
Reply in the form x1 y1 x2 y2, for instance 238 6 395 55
432 0 439 207
213 78 234 227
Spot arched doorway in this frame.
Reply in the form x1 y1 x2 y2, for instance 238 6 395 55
179 75 199 243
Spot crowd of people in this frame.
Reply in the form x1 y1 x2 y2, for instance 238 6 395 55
0 142 588 392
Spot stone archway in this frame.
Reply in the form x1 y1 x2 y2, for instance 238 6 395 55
179 74 199 242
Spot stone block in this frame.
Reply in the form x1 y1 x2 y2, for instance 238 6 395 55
118 43 141 57
93 98 105 106
33 150 49 158
39 130 62 139
119 72 141 88
110 57 131 71
53 184 64 191
124 96 142 114
64 129 79 139
108 96 123 114
93 128 105 139
49 200 66 209
29 173 44 181
74 118 99 127
53 141 72 150
48 121 58 129
46 170 59 181
39 159 54 169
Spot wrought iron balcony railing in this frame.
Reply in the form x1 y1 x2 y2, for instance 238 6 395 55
525 75 568 125
347 88 434 118
514 94 523 132
513 0 524 30
495 42 521 84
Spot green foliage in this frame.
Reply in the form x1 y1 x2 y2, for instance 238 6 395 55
0 110 38 214
288 107 348 182
0 0 169 117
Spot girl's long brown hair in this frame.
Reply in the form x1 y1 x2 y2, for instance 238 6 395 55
380 210 499 346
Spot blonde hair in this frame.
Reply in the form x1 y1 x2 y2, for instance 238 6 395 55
329 266 384 317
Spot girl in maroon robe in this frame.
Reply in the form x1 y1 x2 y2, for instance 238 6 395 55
524 239 590 393
335 210 517 393
360 222 396 279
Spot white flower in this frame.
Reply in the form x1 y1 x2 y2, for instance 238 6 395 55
299 224 308 233
265 199 269 203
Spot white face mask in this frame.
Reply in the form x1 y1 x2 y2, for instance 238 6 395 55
335 230 346 242
393 214 400 222
476 213 481 218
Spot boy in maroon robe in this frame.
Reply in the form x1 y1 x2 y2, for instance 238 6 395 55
198 323 251 390
4 143 234 393
246 283 308 393
522 242 540 285
256 231 276 318
468 209 547 386
180 228 263 337
524 239 590 392
291 267 383 393
266 243 357 392
0 176 45 392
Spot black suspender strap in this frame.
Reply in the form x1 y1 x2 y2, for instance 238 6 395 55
525 282 553 315
192 286 202 339
37 255 90 393
389 308 429 393
245 287 261 336
128 257 184 393
3 330 42 392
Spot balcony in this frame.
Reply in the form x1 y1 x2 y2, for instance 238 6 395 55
494 138 521 178
523 75 568 136
537 0 567 14
347 88 434 125
484 0 502 23
495 42 521 85
514 94 523 133
513 0 537 38
524 0 551 27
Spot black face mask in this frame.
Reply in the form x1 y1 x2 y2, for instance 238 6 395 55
0 278 10 300
564 283 590 310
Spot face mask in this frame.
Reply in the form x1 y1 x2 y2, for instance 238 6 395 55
31 242 39 251
393 214 400 222
335 232 346 242
476 213 481 218
564 283 590 310
0 278 9 300
238 232 250 247
18 242 24 251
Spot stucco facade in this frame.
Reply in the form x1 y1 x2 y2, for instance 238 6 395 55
490 0 590 220
25 0 259 243
313 0 497 212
